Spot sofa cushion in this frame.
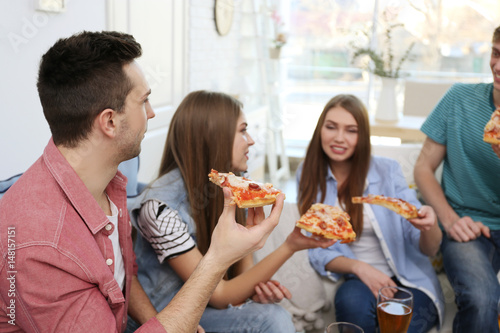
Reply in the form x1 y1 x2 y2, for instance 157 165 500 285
254 202 331 332
0 173 22 200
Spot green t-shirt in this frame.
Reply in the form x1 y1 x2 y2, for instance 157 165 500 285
421 83 500 229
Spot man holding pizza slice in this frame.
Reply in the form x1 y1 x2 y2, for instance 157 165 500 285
414 25 500 333
0 31 286 333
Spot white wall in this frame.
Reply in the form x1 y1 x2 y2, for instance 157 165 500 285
188 0 242 94
0 0 106 179
0 0 266 181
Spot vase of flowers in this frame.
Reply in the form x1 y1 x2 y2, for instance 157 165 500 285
351 22 415 122
269 8 286 59
269 33 286 59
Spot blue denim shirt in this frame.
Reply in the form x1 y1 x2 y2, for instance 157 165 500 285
297 156 444 327
129 168 196 311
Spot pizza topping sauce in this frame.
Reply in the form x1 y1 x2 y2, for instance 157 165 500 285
295 203 356 243
208 169 284 208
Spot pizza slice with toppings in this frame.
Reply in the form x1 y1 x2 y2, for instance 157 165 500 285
208 169 284 208
483 109 500 145
295 203 356 243
351 194 418 219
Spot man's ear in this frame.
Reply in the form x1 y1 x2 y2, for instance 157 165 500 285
96 108 118 138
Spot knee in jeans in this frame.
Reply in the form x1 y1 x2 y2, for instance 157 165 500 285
459 288 497 310
260 305 294 330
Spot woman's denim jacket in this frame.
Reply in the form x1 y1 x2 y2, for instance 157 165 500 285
129 168 196 311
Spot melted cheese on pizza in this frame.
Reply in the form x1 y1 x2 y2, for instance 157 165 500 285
219 173 279 200
296 203 356 243
208 169 283 208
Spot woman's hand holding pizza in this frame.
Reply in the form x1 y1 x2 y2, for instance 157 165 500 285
284 227 337 252
407 205 437 231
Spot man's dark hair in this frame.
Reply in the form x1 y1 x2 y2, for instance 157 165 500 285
37 31 142 147
494 25 500 43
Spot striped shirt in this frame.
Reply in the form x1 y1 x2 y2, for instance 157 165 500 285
421 82 500 229
138 199 196 263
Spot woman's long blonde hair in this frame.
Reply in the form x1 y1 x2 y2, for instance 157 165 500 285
159 90 246 255
298 94 371 235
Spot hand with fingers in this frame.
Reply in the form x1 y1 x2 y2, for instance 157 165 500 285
284 227 337 253
207 188 285 268
446 216 490 242
354 261 398 299
251 280 292 304
407 205 437 231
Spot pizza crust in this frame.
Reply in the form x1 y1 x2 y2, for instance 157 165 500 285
352 195 418 219
484 134 500 145
234 196 279 208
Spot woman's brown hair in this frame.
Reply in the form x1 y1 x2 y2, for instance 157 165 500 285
158 90 246 255
298 94 371 235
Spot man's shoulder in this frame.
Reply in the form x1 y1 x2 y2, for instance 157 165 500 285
447 82 492 99
0 164 71 247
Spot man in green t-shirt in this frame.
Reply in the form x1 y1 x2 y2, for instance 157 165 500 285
414 26 500 333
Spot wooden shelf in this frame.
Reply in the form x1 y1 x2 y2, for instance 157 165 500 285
370 115 426 142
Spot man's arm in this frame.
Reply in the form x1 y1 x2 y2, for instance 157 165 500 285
151 187 284 332
414 137 489 241
128 276 158 325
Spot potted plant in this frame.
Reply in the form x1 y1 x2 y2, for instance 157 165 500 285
351 22 415 121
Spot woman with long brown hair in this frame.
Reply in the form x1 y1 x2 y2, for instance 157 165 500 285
128 90 334 333
297 94 444 332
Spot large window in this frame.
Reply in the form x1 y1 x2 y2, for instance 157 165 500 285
279 0 499 149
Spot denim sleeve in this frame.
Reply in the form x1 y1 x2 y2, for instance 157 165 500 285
391 159 421 250
295 162 303 203
308 244 355 282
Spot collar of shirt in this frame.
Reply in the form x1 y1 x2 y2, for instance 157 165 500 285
42 138 128 234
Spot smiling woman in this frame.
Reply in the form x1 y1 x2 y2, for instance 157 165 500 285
296 93 444 332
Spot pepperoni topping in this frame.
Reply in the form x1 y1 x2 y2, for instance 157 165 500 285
221 177 230 187
248 183 261 191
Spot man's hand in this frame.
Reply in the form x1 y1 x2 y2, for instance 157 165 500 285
445 216 490 242
207 188 284 268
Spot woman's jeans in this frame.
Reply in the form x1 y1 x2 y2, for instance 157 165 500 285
126 300 295 333
334 275 438 333
441 232 500 333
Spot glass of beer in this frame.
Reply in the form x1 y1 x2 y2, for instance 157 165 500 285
377 286 413 333
326 322 364 333
497 298 500 330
